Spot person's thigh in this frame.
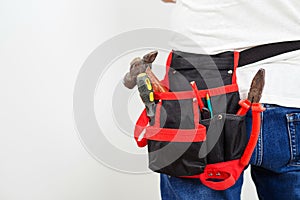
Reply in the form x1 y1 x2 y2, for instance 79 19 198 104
160 173 243 200
251 166 300 200
247 104 300 200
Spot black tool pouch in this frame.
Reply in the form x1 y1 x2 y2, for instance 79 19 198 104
135 50 247 176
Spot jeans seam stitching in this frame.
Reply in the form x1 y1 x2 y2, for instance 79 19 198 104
257 111 263 166
287 116 294 165
286 114 300 166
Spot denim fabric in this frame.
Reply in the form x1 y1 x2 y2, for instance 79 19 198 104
248 104 300 200
160 104 300 200
160 173 243 200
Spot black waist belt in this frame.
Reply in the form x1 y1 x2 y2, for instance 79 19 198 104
173 40 300 71
239 40 300 67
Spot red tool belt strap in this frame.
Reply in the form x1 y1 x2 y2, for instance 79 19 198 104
134 97 207 146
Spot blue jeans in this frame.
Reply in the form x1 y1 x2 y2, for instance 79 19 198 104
160 104 300 200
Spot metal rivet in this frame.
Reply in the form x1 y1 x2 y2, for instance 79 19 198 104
216 172 221 176
193 98 197 102
172 70 177 74
208 173 213 176
228 70 233 74
218 114 223 120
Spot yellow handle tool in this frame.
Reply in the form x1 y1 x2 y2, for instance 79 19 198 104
137 73 155 117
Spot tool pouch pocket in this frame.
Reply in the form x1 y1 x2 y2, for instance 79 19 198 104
146 99 207 177
201 113 247 164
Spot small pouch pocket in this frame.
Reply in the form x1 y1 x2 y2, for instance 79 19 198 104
201 113 247 164
145 99 207 177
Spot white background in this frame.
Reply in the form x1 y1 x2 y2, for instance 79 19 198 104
0 0 258 199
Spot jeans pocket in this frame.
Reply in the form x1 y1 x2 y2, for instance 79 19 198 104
286 113 300 166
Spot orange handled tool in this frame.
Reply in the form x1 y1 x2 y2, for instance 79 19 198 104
145 67 168 93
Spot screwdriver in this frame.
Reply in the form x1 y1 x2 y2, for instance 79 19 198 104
136 73 155 117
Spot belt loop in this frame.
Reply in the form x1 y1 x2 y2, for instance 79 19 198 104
232 51 240 84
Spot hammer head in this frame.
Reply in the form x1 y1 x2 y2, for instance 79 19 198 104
123 51 158 89
143 51 158 63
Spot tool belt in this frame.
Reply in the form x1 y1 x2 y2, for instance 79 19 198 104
134 40 300 190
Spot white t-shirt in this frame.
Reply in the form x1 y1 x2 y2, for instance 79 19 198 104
170 0 300 108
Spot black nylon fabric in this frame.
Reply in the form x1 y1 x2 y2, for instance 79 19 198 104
148 140 206 176
147 51 247 177
169 51 234 91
